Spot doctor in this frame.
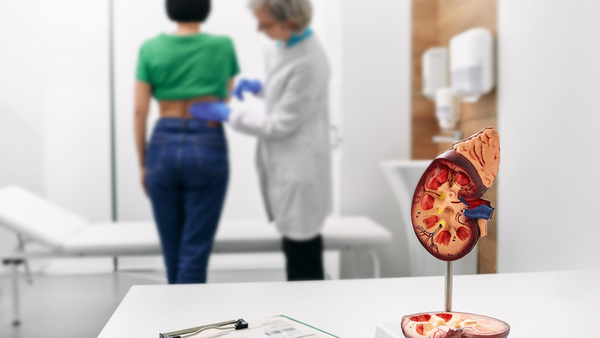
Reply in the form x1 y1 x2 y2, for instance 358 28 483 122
189 0 331 281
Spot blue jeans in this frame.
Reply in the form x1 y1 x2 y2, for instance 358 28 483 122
145 118 229 284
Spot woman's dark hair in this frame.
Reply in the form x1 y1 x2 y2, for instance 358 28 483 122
166 0 211 22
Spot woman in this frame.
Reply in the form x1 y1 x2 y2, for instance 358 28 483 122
134 0 239 284
189 0 332 281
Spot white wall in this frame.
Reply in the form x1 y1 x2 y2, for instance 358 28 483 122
41 0 112 223
339 0 412 278
0 1 45 252
498 0 600 272
0 0 111 255
0 1 111 275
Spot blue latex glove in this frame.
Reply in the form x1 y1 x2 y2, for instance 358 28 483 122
188 102 231 122
233 79 262 101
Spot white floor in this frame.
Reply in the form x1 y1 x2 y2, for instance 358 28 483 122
0 252 340 338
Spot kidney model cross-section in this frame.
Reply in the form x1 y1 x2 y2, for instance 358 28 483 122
402 127 510 338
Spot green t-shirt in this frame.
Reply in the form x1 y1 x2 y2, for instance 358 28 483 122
136 33 240 100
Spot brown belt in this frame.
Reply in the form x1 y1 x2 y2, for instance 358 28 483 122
206 121 222 128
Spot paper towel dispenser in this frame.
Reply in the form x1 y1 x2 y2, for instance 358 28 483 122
450 28 495 102
422 47 448 100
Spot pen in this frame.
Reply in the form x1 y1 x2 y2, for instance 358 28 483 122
159 318 248 338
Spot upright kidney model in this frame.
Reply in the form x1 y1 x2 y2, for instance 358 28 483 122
403 127 509 338
411 127 500 261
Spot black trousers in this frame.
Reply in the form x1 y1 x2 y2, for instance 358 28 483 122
282 235 325 281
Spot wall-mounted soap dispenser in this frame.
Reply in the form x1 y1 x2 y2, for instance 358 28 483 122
450 28 495 102
422 47 462 143
435 87 457 130
431 87 462 143
422 47 448 100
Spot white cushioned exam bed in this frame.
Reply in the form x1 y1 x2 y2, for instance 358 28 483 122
0 185 392 326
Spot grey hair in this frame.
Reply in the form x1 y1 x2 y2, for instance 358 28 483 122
249 0 313 32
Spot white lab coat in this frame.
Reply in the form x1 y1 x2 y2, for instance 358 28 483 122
229 34 332 240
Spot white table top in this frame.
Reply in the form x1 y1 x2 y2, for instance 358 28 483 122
98 269 600 338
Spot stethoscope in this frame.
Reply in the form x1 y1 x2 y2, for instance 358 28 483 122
159 318 248 338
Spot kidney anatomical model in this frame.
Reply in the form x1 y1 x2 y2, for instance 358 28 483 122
403 127 509 338
411 127 500 261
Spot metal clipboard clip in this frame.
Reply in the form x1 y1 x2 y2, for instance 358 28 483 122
159 318 248 338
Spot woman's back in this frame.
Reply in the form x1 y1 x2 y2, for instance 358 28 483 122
137 33 239 118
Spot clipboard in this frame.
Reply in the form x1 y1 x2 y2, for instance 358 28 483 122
161 315 339 338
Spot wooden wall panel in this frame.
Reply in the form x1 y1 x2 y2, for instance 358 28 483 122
437 0 497 43
411 0 498 274
411 0 440 160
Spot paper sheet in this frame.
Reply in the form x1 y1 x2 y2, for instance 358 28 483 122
187 315 337 338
